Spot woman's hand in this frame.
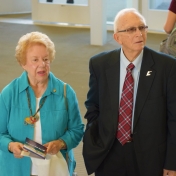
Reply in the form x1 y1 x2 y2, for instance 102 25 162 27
44 139 66 155
8 142 24 158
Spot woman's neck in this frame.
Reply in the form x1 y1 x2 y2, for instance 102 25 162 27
30 81 48 98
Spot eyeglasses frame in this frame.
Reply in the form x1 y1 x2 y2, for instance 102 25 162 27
117 25 148 34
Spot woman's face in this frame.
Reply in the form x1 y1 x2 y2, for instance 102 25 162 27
22 44 50 85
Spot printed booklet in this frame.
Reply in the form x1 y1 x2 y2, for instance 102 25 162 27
21 137 47 159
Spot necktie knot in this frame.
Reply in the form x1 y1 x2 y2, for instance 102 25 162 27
127 63 135 71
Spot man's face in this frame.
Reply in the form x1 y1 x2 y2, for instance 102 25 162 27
114 12 147 59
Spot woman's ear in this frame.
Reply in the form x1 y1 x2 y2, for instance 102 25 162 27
21 64 26 70
20 59 26 69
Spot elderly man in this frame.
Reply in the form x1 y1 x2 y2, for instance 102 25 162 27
83 8 176 176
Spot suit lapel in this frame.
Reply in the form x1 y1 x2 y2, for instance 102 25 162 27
104 48 155 131
133 47 155 130
106 49 120 129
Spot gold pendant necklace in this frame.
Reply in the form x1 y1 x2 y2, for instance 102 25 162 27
24 89 47 126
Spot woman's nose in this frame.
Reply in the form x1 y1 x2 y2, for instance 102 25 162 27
38 60 46 67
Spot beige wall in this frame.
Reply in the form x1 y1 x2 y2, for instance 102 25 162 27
0 0 31 14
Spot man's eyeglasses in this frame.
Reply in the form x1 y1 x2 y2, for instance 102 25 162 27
117 26 148 34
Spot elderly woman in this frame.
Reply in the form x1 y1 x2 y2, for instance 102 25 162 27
0 31 84 176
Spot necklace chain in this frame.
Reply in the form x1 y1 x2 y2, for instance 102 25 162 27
26 88 47 117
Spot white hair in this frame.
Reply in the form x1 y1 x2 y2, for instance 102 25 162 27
113 8 146 33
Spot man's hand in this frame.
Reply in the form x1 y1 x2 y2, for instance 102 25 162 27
163 169 176 176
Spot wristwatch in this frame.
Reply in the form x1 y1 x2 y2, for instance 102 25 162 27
59 139 67 149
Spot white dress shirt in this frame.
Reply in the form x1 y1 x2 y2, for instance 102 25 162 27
119 48 143 131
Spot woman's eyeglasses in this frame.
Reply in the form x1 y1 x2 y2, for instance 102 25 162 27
117 26 148 34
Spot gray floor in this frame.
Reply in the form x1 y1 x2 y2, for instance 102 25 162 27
0 15 167 175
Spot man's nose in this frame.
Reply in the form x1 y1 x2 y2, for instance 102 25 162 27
135 27 142 36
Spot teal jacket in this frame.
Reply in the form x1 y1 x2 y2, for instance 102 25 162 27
0 71 84 176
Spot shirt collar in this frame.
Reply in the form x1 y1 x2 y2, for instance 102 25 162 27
18 71 61 97
18 71 30 93
120 48 143 71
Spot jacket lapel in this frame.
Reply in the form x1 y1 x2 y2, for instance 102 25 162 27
133 47 155 130
104 48 155 131
106 49 120 128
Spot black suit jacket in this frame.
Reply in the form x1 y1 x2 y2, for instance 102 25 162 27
83 47 176 175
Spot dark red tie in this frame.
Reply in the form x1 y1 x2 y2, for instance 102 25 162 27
117 63 135 145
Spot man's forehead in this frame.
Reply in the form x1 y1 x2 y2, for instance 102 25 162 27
119 12 145 27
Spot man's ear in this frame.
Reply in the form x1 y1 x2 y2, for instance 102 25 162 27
113 33 122 45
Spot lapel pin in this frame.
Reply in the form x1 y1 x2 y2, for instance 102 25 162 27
146 71 152 76
53 89 56 92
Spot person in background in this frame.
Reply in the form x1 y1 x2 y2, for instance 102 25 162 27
83 8 176 176
164 0 176 34
0 31 84 176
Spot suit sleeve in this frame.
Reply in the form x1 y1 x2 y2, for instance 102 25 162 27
165 59 176 170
